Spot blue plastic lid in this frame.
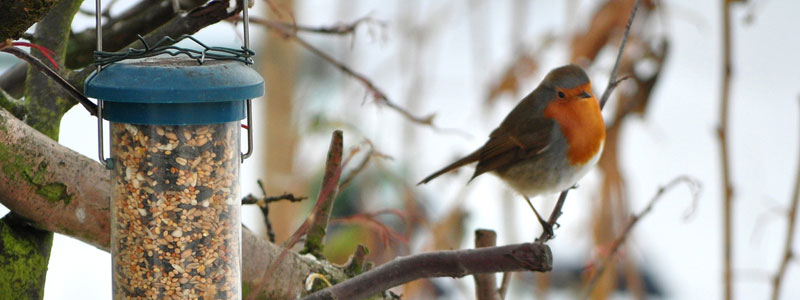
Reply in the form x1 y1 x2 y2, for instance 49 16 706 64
84 57 264 125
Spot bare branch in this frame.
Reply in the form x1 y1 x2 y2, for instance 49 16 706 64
581 176 701 298
498 272 512 300
473 229 500 300
302 130 345 257
770 97 800 300
67 0 208 68
302 243 553 300
599 0 640 109
242 192 306 205
242 188 307 243
0 47 97 116
719 1 735 299
245 15 438 127
240 15 384 35
69 0 245 91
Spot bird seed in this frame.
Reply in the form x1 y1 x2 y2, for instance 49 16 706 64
111 122 241 299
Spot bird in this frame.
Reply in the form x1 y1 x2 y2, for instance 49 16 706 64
418 64 606 235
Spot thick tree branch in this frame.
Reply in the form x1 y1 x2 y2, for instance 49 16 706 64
0 108 347 298
0 87 27 118
66 0 207 68
0 63 27 98
21 0 84 139
0 0 208 97
302 242 552 300
0 0 63 40
66 0 245 94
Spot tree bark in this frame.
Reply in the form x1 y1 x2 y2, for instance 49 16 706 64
0 107 348 298
0 0 64 40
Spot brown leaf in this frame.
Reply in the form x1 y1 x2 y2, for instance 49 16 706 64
570 0 653 63
487 54 539 103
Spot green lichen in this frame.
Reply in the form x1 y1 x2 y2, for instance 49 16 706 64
0 110 7 133
0 143 72 205
0 217 53 300
241 282 270 300
24 102 63 140
36 182 70 204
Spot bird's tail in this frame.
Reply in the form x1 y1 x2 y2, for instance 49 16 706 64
417 151 480 185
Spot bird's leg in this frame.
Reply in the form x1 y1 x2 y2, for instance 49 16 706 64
524 196 554 237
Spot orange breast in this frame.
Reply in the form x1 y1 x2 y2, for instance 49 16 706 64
542 93 606 165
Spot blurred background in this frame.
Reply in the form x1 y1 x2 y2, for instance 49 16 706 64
2 0 800 299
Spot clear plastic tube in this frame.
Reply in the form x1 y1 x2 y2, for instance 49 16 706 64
111 122 241 299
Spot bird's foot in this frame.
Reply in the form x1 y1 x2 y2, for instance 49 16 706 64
524 196 554 238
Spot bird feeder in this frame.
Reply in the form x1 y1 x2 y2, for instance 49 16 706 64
85 2 262 299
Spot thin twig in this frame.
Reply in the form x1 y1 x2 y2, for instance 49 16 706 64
243 15 383 35
770 97 800 300
331 209 409 247
473 229 500 300
498 272 512 299
245 15 437 127
0 47 97 116
302 242 553 300
241 193 307 205
339 139 393 190
537 0 640 244
719 1 734 299
241 182 306 243
599 0 639 109
581 176 701 299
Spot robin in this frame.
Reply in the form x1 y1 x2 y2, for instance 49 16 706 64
418 64 606 234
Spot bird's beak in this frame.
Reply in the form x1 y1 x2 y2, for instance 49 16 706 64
579 91 592 99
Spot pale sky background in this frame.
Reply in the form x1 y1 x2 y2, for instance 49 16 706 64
1 0 799 299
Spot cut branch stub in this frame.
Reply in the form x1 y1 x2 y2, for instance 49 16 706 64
302 130 344 258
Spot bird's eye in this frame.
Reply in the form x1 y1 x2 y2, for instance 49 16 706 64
557 91 565 98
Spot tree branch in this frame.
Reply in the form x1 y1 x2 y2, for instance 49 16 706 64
241 15 383 35
66 0 207 68
0 108 347 298
302 130 344 258
0 47 97 116
0 87 27 118
302 242 552 300
245 15 438 128
770 97 800 300
581 176 700 298
0 0 63 40
67 0 244 94
0 63 27 98
537 0 640 243
473 229 501 300
720 1 735 299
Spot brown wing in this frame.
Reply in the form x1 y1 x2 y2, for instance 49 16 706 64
471 117 554 180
